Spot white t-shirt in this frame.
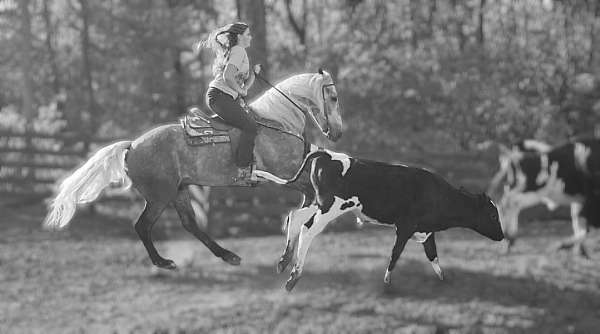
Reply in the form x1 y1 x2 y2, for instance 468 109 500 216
209 45 249 99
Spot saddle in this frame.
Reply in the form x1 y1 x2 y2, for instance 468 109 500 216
181 107 233 146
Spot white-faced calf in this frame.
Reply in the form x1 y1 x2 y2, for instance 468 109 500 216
488 138 600 257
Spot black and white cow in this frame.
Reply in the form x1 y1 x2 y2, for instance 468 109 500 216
489 138 600 257
257 149 504 291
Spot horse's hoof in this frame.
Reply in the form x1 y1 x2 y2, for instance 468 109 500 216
222 251 241 266
156 259 177 271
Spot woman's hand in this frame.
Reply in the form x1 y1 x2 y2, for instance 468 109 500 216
238 87 248 97
253 64 262 75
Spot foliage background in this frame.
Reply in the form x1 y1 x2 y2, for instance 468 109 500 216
1 0 600 235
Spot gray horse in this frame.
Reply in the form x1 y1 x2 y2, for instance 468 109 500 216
44 70 342 270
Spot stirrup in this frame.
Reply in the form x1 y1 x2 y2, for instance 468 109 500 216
233 165 259 185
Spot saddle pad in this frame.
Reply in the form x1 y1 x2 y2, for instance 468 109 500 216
181 118 231 146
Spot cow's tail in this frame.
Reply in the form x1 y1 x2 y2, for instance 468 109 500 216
254 147 330 185
44 141 133 230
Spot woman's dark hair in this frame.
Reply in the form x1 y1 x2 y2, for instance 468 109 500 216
196 22 249 76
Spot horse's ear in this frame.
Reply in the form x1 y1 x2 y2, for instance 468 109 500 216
318 68 324 75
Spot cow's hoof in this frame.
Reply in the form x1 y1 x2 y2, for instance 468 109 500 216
277 254 292 274
285 276 300 292
502 239 514 255
155 259 177 271
383 270 391 284
575 245 590 259
554 241 573 251
285 268 301 291
221 251 241 266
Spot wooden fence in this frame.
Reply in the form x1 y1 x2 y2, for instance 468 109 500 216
0 130 117 198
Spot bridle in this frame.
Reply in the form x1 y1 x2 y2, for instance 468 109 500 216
255 71 336 137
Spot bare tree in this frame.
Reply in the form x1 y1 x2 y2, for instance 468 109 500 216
589 0 599 67
17 0 35 183
42 0 61 96
78 0 98 134
478 0 485 47
18 0 34 126
236 0 268 98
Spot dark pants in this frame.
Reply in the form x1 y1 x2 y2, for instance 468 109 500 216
206 87 257 167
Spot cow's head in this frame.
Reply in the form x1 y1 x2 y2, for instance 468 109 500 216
471 193 504 241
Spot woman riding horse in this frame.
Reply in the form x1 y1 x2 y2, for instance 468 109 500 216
199 22 262 181
44 69 342 271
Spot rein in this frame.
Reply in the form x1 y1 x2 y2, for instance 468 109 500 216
255 72 307 116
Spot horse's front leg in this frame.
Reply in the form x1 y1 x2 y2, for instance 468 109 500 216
278 205 318 273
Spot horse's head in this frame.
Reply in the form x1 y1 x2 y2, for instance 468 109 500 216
307 69 342 141
252 70 343 141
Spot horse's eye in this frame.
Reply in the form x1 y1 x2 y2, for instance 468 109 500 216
331 96 338 102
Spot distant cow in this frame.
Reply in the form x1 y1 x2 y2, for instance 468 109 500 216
257 149 504 291
488 139 600 257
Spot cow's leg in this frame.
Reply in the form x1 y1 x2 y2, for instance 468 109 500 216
285 197 351 291
556 202 589 258
384 228 410 284
422 233 444 280
278 205 318 273
173 187 241 265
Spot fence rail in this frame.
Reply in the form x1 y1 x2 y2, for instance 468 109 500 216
0 130 120 196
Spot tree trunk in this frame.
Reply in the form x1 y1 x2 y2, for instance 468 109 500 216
284 0 308 62
18 0 34 126
78 0 98 136
410 0 422 49
237 0 269 97
589 0 599 67
478 0 485 47
18 0 35 184
166 5 186 118
426 0 437 39
451 0 465 52
42 0 61 95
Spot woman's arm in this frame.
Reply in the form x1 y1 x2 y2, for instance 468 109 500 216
244 71 256 90
243 64 261 91
223 64 246 96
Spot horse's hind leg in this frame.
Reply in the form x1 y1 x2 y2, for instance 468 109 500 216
173 186 241 265
135 200 176 270
422 233 444 280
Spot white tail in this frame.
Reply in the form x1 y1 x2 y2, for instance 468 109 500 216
44 140 133 230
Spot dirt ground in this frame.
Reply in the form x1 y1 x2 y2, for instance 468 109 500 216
1 202 600 334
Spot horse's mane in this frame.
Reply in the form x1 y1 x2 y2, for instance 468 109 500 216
250 73 324 136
